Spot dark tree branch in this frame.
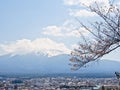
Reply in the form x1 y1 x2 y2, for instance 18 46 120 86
70 2 120 70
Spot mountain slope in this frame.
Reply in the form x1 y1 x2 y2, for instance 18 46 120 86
0 54 120 75
0 54 70 73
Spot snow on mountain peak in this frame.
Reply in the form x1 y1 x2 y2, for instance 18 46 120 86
0 38 71 57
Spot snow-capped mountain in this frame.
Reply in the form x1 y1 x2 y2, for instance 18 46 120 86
0 38 71 57
0 54 120 75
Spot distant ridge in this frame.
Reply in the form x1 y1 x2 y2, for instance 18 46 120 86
0 54 120 77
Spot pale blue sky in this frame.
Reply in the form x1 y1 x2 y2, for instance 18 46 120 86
0 0 120 61
0 0 69 42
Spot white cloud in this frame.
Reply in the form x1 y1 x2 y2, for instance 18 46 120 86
42 20 90 38
42 26 63 37
0 38 71 57
69 9 96 17
64 0 109 6
66 30 81 37
71 44 79 49
42 25 85 38
64 0 81 5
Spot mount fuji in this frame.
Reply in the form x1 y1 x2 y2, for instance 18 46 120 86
0 54 120 76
